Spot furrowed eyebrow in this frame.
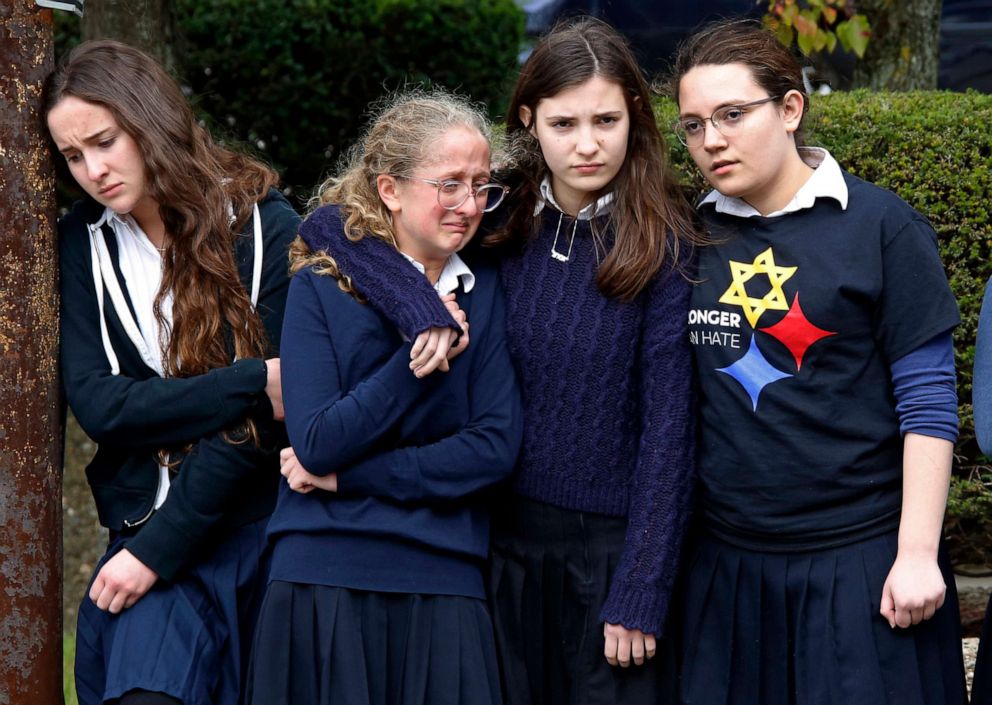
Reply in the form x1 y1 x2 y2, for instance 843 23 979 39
58 129 113 154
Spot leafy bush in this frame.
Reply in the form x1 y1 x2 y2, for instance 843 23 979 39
173 0 525 199
659 90 992 563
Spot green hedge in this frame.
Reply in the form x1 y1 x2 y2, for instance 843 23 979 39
659 91 992 563
57 1 525 199
174 0 525 198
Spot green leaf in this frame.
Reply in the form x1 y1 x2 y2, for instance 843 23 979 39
795 10 819 36
836 14 871 58
773 20 794 47
812 29 829 52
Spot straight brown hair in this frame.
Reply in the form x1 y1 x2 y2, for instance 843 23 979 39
492 17 700 301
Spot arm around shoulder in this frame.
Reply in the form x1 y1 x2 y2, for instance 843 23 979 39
335 272 523 504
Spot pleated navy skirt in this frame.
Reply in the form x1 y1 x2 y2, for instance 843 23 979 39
679 530 966 705
488 494 679 705
969 595 992 703
74 517 270 705
247 581 502 705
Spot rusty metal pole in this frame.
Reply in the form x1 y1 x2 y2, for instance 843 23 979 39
0 2 62 705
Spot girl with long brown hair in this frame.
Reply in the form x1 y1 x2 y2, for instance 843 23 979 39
292 17 700 705
44 40 300 705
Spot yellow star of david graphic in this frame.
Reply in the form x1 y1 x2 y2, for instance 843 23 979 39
718 247 797 328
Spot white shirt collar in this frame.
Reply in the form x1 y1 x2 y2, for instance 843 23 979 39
400 251 475 295
97 207 163 257
699 147 849 218
534 175 614 220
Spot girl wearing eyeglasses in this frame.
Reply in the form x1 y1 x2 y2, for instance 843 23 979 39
671 20 965 705
287 17 701 705
246 90 522 705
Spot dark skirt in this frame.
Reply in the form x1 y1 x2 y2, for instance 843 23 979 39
969 595 992 703
488 494 679 705
247 581 502 705
74 517 270 705
680 530 967 705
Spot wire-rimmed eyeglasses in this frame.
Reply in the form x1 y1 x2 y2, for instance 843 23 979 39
672 96 781 147
403 177 509 212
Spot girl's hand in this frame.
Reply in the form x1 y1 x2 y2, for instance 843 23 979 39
410 295 469 377
89 548 159 613
280 446 337 494
879 550 946 628
603 622 656 667
264 357 284 420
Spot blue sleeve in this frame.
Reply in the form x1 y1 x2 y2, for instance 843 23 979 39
974 279 992 455
280 268 435 477
299 205 458 338
334 280 522 504
890 332 958 443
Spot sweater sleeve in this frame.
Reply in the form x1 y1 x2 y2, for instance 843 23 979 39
598 251 697 636
890 332 958 442
299 205 459 338
334 280 522 503
281 268 440 477
975 278 992 456
114 193 300 580
58 209 270 448
123 418 283 580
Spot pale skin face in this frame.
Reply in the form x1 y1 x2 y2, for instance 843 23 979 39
47 95 165 245
520 75 631 217
677 62 812 216
377 125 490 281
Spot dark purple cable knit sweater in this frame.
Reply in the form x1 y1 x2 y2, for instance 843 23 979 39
302 206 696 635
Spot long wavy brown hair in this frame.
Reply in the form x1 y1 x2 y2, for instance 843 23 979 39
43 40 277 383
495 17 701 301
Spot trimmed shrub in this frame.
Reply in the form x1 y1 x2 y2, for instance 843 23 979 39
173 0 525 199
659 90 992 564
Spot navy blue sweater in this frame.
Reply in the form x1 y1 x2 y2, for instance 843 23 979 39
301 206 695 634
58 190 300 580
268 205 523 598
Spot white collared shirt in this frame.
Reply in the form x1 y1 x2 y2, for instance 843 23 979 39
100 208 174 376
534 175 614 220
699 147 849 218
400 251 476 296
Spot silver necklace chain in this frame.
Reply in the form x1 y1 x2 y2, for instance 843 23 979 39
550 211 579 262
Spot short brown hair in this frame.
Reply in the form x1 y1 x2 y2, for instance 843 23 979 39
669 19 810 146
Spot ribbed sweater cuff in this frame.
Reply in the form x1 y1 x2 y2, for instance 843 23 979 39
300 206 459 338
598 580 670 637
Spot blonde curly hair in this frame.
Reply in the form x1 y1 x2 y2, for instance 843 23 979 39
291 89 495 286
